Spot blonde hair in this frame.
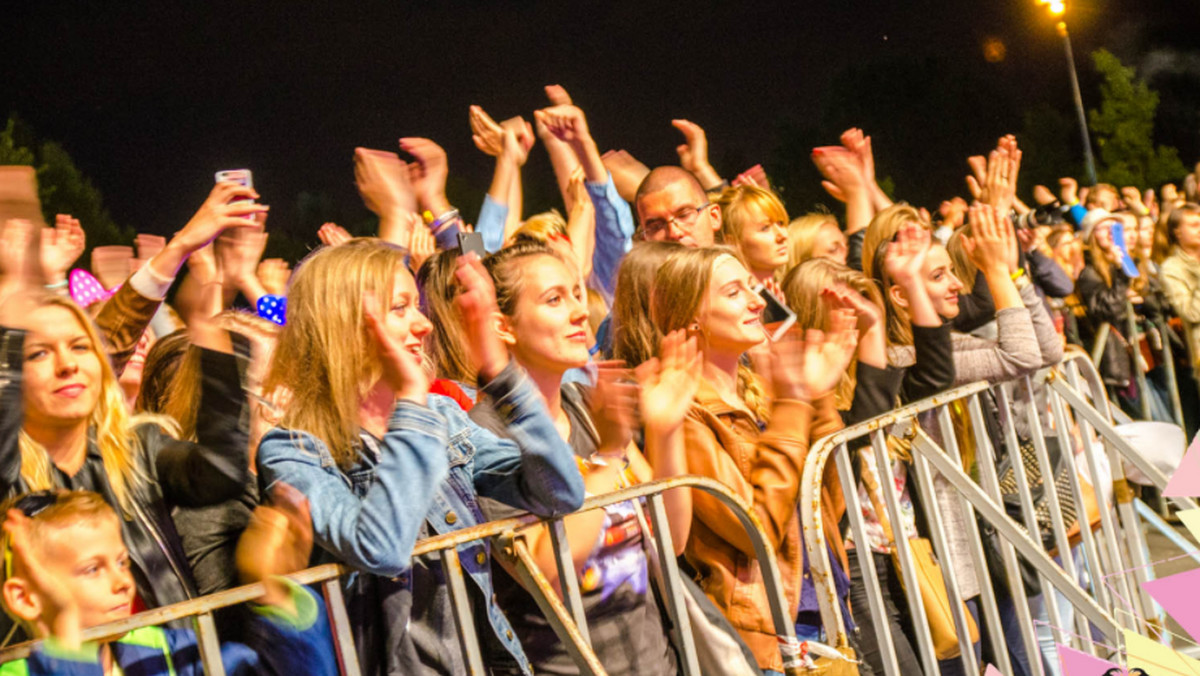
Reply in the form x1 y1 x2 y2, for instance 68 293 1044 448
0 491 118 579
20 296 173 516
611 241 681 367
416 250 475 383
650 246 771 423
786 212 839 269
712 185 788 271
781 258 882 409
264 238 409 469
514 210 568 243
946 227 977 294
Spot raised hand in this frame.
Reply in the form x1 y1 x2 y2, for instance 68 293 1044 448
91 245 134 289
883 221 931 287
135 233 166 262
770 314 858 402
733 164 770 190
812 146 864 202
1059 177 1079 205
591 362 639 455
363 291 430 402
821 283 886 368
671 119 722 190
317 222 352 247
408 218 436 273
601 149 651 203
0 219 44 326
399 137 452 214
1120 186 1147 214
236 483 314 610
1032 184 1057 207
964 203 1017 275
218 226 269 295
257 258 291 296
174 182 268 255
454 253 509 380
967 135 1021 217
354 147 417 217
635 330 701 434
469 105 506 157
535 105 593 146
40 214 86 284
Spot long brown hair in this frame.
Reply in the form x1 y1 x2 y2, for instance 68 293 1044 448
610 241 682 367
416 249 475 383
650 246 771 423
264 238 408 469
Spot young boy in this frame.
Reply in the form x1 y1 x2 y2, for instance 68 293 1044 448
0 486 337 675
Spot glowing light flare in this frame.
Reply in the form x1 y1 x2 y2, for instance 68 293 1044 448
1048 1 1066 15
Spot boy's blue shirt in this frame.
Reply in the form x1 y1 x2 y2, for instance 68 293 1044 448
1 580 336 676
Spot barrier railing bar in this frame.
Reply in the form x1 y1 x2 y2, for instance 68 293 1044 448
910 427 1122 641
441 547 487 675
321 577 363 676
1046 376 1111 617
1133 498 1200 565
1017 376 1078 650
935 403 1013 673
547 518 591 647
1045 374 1199 515
909 447 980 675
194 611 225 676
644 492 700 676
870 428 940 675
1091 323 1111 368
959 398 1047 676
1127 304 1154 421
501 533 606 676
831 443 901 676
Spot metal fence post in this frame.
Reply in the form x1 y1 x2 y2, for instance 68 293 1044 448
440 548 487 675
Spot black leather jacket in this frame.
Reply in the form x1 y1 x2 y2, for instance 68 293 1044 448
0 329 247 638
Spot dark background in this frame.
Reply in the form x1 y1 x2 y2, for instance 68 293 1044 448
4 1 1199 250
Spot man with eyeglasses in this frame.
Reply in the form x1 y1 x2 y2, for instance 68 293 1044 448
634 166 723 247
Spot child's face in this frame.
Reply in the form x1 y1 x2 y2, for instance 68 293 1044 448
39 517 135 629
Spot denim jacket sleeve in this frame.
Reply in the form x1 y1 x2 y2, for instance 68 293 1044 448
585 173 634 299
0 329 25 491
454 362 584 517
256 401 450 577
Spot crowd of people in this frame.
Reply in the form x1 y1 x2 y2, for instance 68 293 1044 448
0 83 1197 676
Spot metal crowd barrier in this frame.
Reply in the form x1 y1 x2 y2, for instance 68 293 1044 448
1089 303 1187 428
801 348 1196 676
0 476 817 676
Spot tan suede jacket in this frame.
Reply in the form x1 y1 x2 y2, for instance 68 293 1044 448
94 282 161 374
682 379 845 673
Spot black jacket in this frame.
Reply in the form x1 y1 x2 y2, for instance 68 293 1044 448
0 330 247 637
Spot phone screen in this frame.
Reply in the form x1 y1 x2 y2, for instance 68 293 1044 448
458 231 486 259
756 286 796 341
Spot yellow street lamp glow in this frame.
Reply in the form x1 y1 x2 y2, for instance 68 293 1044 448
1049 1 1066 14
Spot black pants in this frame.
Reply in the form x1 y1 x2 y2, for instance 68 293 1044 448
847 549 925 676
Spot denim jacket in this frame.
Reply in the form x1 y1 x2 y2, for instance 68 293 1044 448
257 361 585 675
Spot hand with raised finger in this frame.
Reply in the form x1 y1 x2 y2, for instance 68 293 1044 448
363 291 430 402
41 214 86 285
635 330 702 435
454 253 509 380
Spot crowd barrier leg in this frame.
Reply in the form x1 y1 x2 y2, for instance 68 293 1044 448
441 548 487 675
644 492 702 676
1090 323 1111 369
548 519 592 647
959 397 1047 676
870 429 940 675
1127 305 1154 421
935 404 1014 672
501 531 607 676
322 577 364 676
1156 320 1187 428
195 611 225 676
832 443 901 676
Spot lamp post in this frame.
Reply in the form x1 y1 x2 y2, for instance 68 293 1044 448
1040 1 1098 185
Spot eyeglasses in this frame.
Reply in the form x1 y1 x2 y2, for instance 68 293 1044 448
642 203 710 237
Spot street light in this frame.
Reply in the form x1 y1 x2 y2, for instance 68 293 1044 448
1038 0 1098 184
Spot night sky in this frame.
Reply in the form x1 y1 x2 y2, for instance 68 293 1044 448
5 1 1199 247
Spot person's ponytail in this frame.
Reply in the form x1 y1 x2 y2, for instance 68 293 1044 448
737 362 771 425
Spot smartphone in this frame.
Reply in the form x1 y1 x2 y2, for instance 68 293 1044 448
458 231 487 259
215 169 256 217
754 284 796 342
